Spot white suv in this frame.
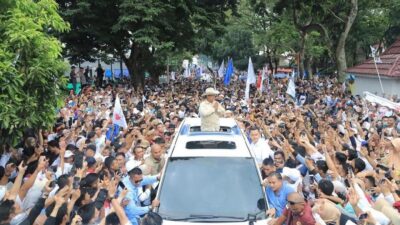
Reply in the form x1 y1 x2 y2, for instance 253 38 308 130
156 118 270 225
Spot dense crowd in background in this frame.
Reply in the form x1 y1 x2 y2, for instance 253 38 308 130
1 68 400 225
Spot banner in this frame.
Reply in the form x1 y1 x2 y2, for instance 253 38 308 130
364 92 400 111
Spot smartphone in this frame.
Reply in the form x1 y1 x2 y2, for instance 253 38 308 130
309 175 315 184
348 167 354 178
73 177 80 189
359 213 368 220
118 181 126 189
49 181 56 188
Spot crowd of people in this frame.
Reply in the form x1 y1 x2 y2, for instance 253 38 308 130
1 70 400 225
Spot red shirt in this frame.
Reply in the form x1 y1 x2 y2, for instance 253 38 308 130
283 202 316 225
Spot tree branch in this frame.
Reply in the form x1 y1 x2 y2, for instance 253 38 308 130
328 8 345 23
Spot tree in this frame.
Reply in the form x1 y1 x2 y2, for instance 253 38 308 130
58 0 237 88
0 0 70 145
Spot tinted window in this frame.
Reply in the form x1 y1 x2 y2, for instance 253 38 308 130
185 141 236 149
157 157 267 222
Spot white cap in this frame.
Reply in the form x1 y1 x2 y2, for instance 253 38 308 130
126 160 141 173
64 150 74 158
282 167 301 182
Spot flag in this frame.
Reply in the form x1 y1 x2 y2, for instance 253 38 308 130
370 45 382 63
112 95 127 129
171 71 176 80
286 71 296 99
245 57 256 100
256 70 262 90
218 60 224 78
342 81 346 93
224 59 234 86
256 67 265 92
184 63 191 78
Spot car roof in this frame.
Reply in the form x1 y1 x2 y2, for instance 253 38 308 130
169 118 252 158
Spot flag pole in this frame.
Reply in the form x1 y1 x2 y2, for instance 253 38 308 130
373 59 385 94
370 45 385 95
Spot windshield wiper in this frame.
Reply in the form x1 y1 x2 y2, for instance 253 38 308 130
164 214 246 222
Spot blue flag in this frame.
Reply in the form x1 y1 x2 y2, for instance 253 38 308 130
224 59 234 86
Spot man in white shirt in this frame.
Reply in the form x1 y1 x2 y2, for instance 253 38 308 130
249 127 274 166
198 87 225 131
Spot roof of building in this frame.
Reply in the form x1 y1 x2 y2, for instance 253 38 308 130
346 38 400 78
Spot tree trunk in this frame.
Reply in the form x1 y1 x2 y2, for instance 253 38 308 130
299 32 306 78
123 44 145 90
336 0 358 81
306 57 313 78
266 50 274 73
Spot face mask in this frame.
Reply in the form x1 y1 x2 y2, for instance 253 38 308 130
383 122 388 128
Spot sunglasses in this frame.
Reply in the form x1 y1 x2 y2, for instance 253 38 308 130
287 201 302 205
134 179 143 184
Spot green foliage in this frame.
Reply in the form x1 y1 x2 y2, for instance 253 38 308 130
57 0 237 86
210 25 257 70
0 0 69 145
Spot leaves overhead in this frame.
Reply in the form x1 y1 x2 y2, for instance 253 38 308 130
0 0 69 145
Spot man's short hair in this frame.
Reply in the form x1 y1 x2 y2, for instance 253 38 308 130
262 157 274 167
318 179 334 196
354 158 366 173
316 160 329 174
141 212 163 225
249 126 260 133
274 151 285 159
78 202 96 224
0 200 15 222
268 172 282 180
129 167 142 176
45 202 68 224
105 212 120 225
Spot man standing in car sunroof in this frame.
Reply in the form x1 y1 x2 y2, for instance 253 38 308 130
199 87 225 132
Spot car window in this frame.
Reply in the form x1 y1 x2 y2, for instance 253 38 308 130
185 141 236 149
157 157 267 222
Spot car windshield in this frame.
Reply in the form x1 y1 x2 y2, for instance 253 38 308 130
157 157 267 222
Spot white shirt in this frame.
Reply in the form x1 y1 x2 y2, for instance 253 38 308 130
250 138 274 164
56 162 73 178
95 135 106 153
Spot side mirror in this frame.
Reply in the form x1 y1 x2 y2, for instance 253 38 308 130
257 198 266 211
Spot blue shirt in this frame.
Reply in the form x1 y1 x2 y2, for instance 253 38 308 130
265 182 295 218
122 175 158 225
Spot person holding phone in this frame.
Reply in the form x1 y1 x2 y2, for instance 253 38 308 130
121 160 161 225
249 127 274 167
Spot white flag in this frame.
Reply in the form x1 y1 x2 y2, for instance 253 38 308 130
370 45 377 56
286 72 296 99
260 67 265 93
245 57 256 100
112 95 127 129
171 71 176 80
218 60 224 78
370 45 382 63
